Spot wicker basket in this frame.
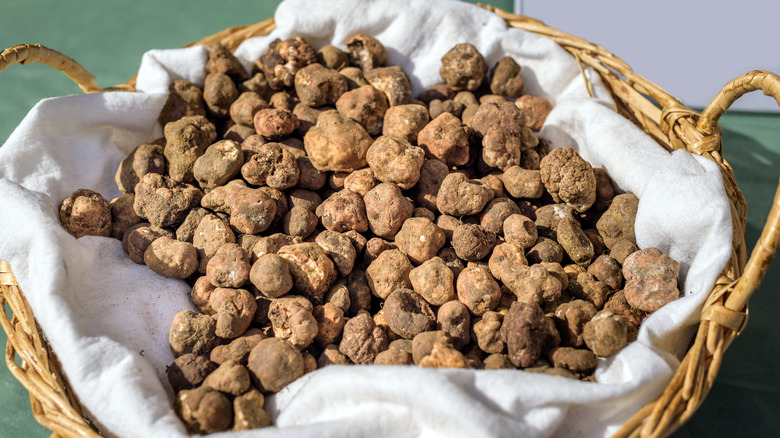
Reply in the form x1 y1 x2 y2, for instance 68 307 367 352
1 4 779 438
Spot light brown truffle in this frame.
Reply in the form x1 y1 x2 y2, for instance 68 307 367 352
316 189 369 233
384 289 436 339
394 217 447 264
144 236 199 279
490 57 524 98
417 112 471 166
339 310 389 364
335 85 389 135
623 247 680 312
436 172 494 216
206 243 251 288
133 173 203 228
247 338 304 393
383 104 430 144
250 253 293 299
364 182 414 239
304 109 373 172
209 287 257 339
277 242 338 300
456 266 501 316
366 249 413 299
366 135 425 190
471 101 538 170
59 189 112 238
539 147 596 212
440 43 487 91
409 257 456 306
295 63 348 107
268 296 318 349
345 34 388 70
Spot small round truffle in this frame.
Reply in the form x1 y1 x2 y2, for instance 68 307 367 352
59 189 112 238
250 253 293 298
440 43 487 91
247 338 304 393
384 289 436 339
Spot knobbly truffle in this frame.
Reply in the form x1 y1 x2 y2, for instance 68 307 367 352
539 147 596 212
315 230 357 276
456 266 501 316
366 135 425 190
295 63 348 107
417 112 471 166
304 109 373 172
209 287 257 339
133 173 203 228
409 257 455 306
158 79 206 127
339 310 390 364
440 43 487 91
345 34 388 70
206 243 251 288
277 242 338 299
203 72 239 119
394 217 446 264
366 249 413 299
115 143 167 194
436 172 494 216
383 104 430 144
582 309 629 357
384 289 436 339
313 303 346 347
335 85 389 135
451 223 496 262
258 37 318 90
169 310 217 357
250 253 293 298
515 95 553 131
501 166 544 199
436 300 471 349
490 57 524 98
364 182 414 239
167 354 216 392
364 66 413 106
247 338 304 393
253 108 299 141
164 115 217 183
471 101 538 170
596 193 639 249
501 301 559 368
145 236 199 279
201 180 277 234
316 189 369 233
474 311 505 354
193 140 244 190
241 142 300 190
268 296 318 349
623 247 680 312
413 159 450 212
59 189 112 238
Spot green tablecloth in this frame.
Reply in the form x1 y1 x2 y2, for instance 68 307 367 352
1 1 777 436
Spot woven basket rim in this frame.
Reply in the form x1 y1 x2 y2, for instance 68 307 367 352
2 3 777 438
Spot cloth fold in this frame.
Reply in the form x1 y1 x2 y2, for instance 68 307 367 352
0 0 732 437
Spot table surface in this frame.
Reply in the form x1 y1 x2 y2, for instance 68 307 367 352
1 1 778 437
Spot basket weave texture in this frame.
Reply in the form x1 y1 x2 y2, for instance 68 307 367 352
1 5 779 438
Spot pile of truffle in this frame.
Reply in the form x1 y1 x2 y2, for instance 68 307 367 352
58 35 682 434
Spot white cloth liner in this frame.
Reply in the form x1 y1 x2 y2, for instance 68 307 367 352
0 0 732 437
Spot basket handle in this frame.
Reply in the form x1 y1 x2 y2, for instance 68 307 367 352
0 43 102 93
698 70 780 313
